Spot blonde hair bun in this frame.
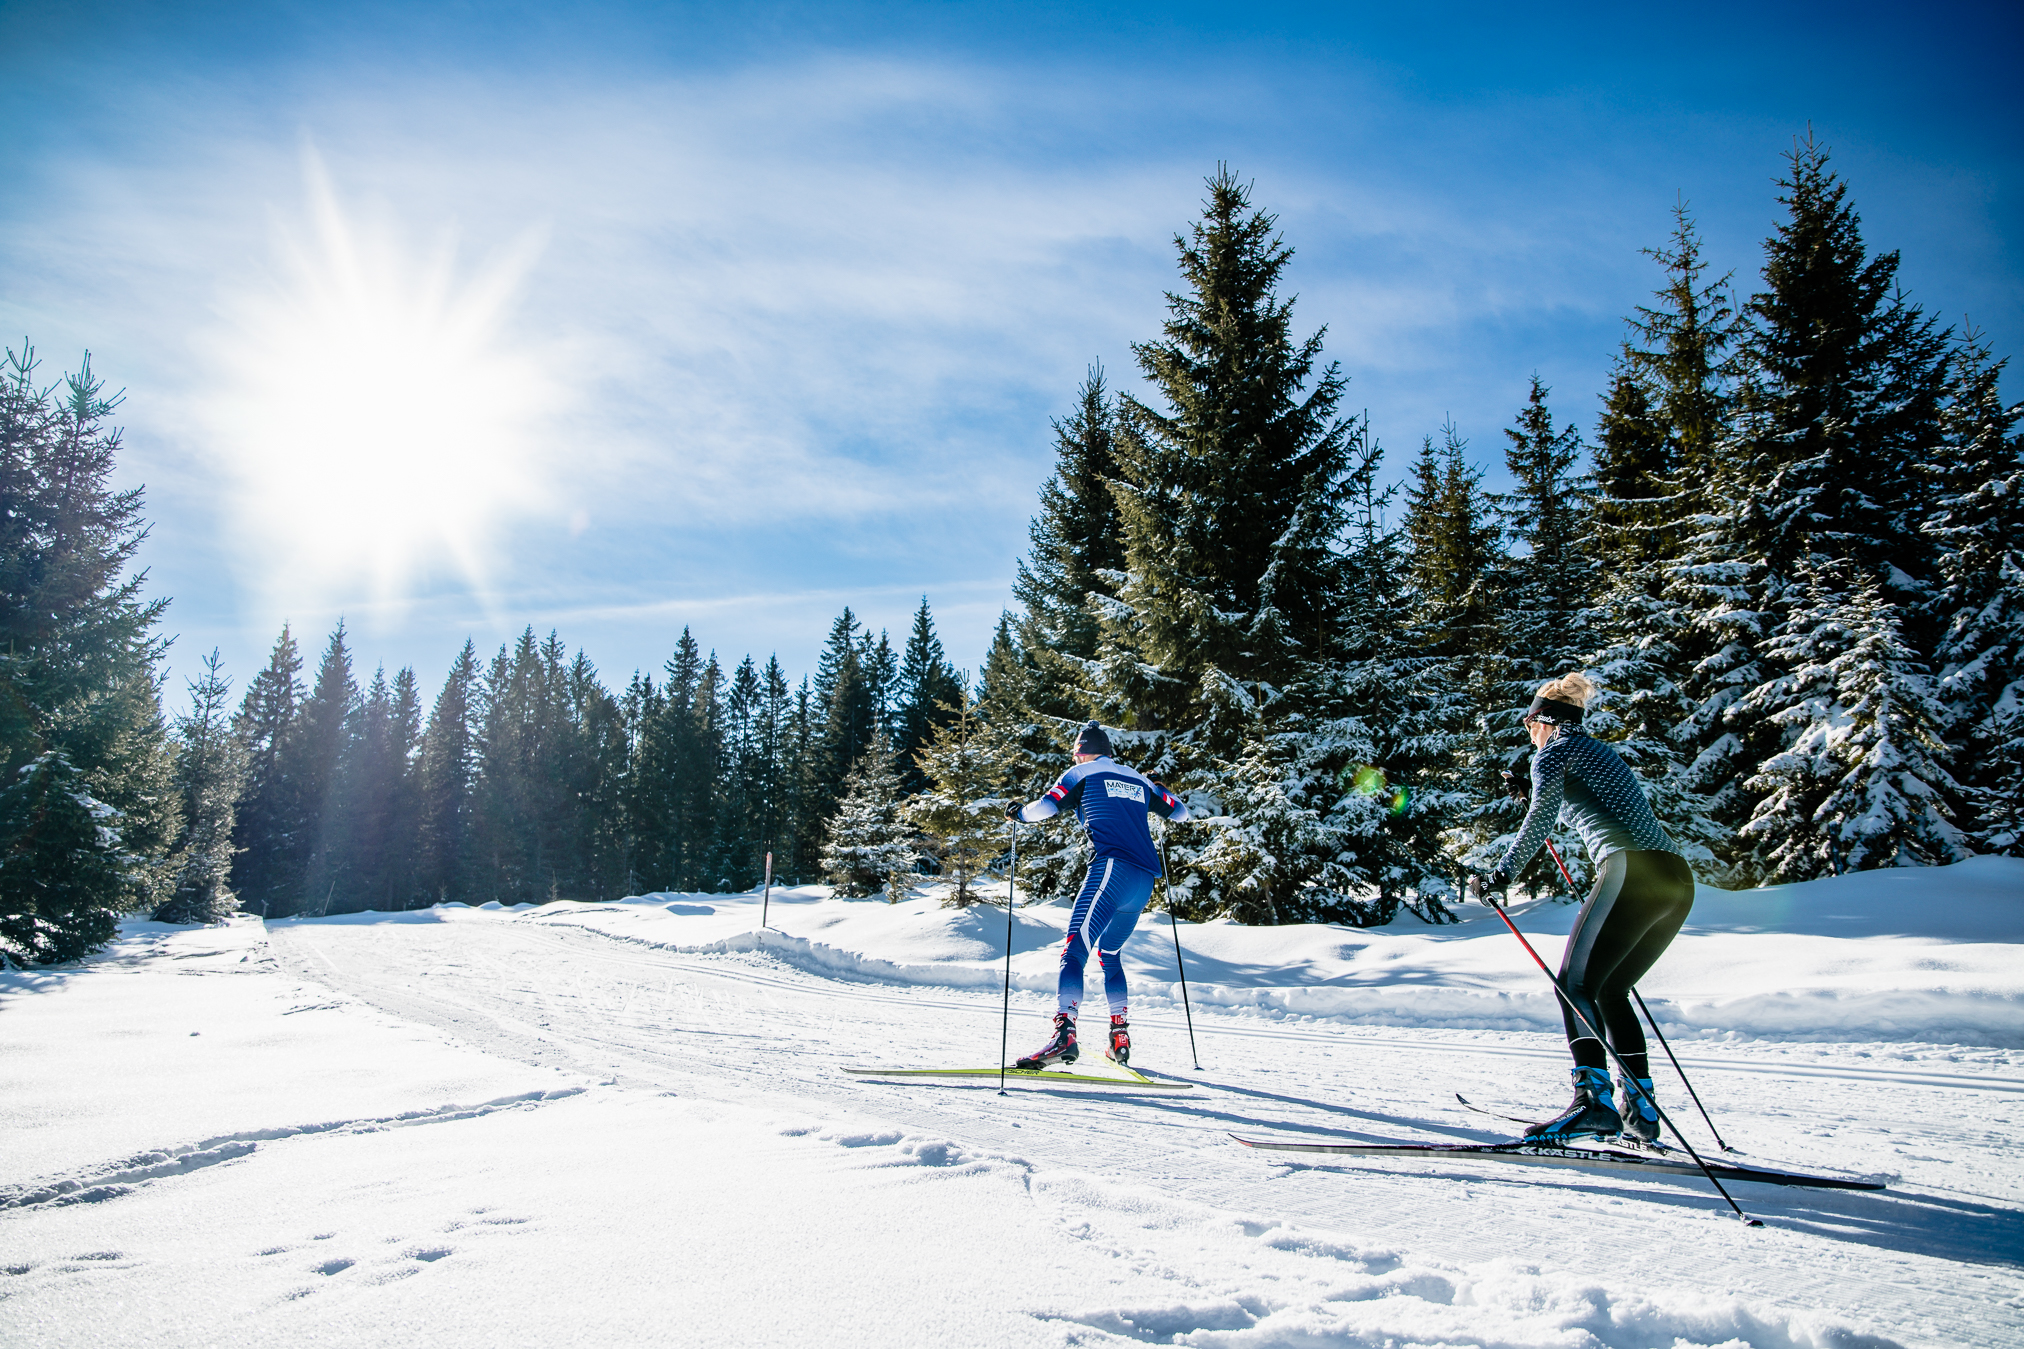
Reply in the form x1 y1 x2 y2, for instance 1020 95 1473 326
1539 672 1597 707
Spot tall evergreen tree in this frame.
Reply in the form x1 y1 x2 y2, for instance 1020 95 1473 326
231 625 303 915
1095 167 1356 745
0 346 178 962
1679 136 1954 878
1014 365 1124 717
293 622 360 916
416 640 479 905
155 649 248 925
1925 331 2024 852
894 597 962 794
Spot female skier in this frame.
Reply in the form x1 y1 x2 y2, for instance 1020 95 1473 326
1472 672 1695 1144
1006 722 1189 1069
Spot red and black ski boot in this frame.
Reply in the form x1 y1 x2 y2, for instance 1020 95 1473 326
1105 1014 1131 1065
1015 1013 1078 1070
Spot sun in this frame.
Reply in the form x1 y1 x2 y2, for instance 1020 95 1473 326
209 150 558 615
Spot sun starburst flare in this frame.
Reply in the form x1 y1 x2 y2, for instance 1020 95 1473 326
208 149 560 617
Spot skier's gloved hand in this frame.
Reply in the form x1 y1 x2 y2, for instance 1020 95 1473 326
1501 769 1529 803
1005 800 1023 820
1468 870 1511 907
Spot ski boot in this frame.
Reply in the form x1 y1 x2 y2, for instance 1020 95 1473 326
1617 1075 1661 1144
1015 1013 1078 1070
1105 1014 1130 1065
1523 1067 1622 1142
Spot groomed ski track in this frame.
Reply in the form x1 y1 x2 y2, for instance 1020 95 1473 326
266 909 2024 1348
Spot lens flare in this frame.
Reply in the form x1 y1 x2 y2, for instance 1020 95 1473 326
206 148 559 615
1342 763 1412 817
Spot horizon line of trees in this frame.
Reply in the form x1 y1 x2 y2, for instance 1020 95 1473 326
3 133 2018 965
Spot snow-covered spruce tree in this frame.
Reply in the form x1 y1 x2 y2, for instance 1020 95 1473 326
1678 136 1953 878
905 686 1024 906
154 650 249 925
893 598 964 796
414 640 479 905
0 346 178 964
1925 330 2024 853
1013 364 1124 723
1198 439 1470 926
1454 379 1595 894
1578 210 1740 880
976 614 1085 899
290 623 359 916
819 732 919 901
230 625 303 915
1737 577 1964 877
1091 169 1357 920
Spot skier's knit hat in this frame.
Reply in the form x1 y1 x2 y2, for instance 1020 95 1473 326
1074 721 1113 758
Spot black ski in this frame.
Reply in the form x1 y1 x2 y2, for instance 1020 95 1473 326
1230 1133 1883 1191
1453 1093 1678 1153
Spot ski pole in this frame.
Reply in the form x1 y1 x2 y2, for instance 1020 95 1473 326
1000 820 1018 1096
1161 833 1201 1070
761 851 773 930
1486 898 1760 1227
1632 987 1732 1152
1540 839 1732 1152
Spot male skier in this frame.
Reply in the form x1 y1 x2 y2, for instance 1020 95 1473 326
1006 722 1189 1069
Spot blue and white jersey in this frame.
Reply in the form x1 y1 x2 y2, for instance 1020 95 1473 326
1015 757 1188 876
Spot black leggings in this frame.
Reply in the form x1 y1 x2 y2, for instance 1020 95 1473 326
1558 849 1695 1075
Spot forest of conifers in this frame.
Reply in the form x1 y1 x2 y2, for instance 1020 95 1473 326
3 138 2018 965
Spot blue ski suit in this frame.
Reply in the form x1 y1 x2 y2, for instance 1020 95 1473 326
1014 757 1189 1016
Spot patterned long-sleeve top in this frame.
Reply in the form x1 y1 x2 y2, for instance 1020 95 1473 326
1498 730 1677 877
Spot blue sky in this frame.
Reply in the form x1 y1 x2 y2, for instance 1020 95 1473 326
3 1 2018 706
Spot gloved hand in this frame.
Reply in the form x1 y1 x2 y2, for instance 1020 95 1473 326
1004 800 1023 820
1468 869 1512 907
1501 769 1529 803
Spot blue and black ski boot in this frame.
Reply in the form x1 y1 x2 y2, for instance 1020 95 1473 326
1523 1067 1622 1142
1015 1013 1078 1070
1617 1075 1661 1144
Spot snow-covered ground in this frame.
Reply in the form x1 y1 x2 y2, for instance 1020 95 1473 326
3 859 2020 1347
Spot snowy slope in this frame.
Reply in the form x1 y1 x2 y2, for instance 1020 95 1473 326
1 861 2020 1347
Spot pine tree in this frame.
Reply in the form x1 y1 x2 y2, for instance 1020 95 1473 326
1925 331 2024 852
809 610 878 834
1015 365 1124 717
975 614 1082 899
894 598 962 795
0 345 177 962
1738 578 1964 876
905 683 1023 906
293 623 359 916
1197 439 1467 926
1679 136 1954 877
1096 168 1355 746
416 640 479 905
1734 134 1951 599
231 625 303 915
154 650 249 924
819 732 918 900
1455 380 1594 891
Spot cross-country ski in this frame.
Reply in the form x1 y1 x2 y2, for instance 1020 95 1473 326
841 1064 1193 1091
1229 1134 1886 1191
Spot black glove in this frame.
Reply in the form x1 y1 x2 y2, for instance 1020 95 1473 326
1468 868 1512 907
1501 769 1529 803
1005 801 1023 820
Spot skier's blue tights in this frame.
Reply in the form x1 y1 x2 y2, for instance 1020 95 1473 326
1057 857 1158 1017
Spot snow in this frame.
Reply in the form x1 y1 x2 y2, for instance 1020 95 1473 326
2 859 2020 1346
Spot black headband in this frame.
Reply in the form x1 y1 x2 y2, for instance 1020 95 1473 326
1525 695 1585 726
